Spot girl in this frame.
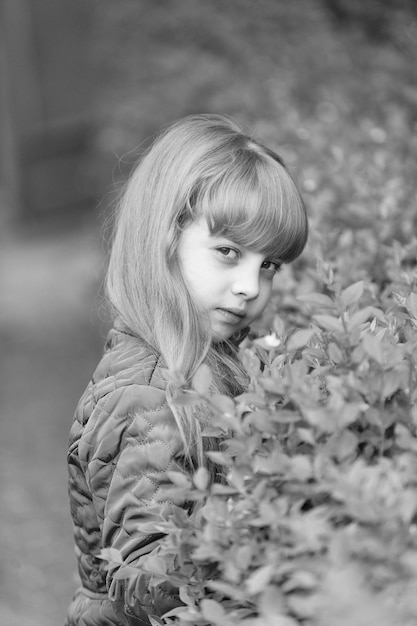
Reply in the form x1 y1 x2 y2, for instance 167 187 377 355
66 113 308 626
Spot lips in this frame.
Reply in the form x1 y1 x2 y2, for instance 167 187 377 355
216 307 246 324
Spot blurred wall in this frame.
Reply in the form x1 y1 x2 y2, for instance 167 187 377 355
0 0 94 220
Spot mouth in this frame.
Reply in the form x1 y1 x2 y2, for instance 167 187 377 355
216 308 246 324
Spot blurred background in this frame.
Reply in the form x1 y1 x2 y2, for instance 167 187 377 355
0 1 416 624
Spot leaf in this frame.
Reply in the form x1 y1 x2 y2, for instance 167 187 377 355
362 333 384 365
206 450 232 466
235 544 253 569
210 394 236 416
229 467 247 491
259 585 285 624
148 616 165 626
313 314 344 333
193 466 210 491
202 496 229 524
246 564 275 595
302 406 335 433
411 404 417 427
272 409 301 424
178 585 197 608
328 342 343 363
98 548 123 564
380 369 405 400
143 556 167 576
282 570 317 593
339 402 366 428
245 409 274 431
289 455 313 481
348 306 385 330
273 314 286 337
200 599 227 624
398 489 417 524
298 292 335 308
316 258 334 285
333 430 359 462
207 580 247 602
112 565 140 580
287 328 316 352
154 484 191 504
341 280 364 308
166 471 192 488
269 616 299 626
287 591 320 620
192 363 212 395
241 349 261 376
395 424 417 452
288 358 309 380
297 427 316 446
271 353 286 369
392 291 407 307
235 391 266 407
253 450 288 475
261 376 286 395
211 483 239 496
406 292 417 319
162 606 198 622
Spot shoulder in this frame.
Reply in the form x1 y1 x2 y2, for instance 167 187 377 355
95 326 167 392
70 327 179 455
83 327 167 413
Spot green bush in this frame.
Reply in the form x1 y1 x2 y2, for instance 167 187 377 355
102 225 417 625
99 102 417 623
94 3 417 622
98 107 417 617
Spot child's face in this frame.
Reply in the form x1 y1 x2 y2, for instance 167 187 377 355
177 218 281 341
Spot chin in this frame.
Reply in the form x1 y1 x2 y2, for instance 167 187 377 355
211 328 234 343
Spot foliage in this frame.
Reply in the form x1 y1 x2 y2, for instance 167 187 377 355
95 2 417 623
100 217 417 624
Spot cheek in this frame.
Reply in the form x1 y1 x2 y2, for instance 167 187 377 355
182 265 212 294
256 281 274 312
181 267 200 300
179 262 217 307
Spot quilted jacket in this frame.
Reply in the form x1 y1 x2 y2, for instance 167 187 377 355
65 325 189 626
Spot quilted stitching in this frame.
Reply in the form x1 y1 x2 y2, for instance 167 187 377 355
66 329 186 626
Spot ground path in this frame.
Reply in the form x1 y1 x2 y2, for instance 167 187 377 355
0 214 108 625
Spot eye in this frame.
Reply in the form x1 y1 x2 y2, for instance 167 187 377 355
216 247 240 261
261 260 282 275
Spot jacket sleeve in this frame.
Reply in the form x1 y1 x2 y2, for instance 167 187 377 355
78 382 188 625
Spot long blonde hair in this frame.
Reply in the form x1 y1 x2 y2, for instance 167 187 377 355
106 114 308 469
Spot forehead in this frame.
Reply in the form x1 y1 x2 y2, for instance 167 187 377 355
191 168 288 255
183 152 307 264
177 218 219 256
177 217 274 261
178 218 210 245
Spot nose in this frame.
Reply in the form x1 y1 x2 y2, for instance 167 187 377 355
231 266 260 300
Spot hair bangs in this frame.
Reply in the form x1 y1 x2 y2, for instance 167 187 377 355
193 155 308 264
